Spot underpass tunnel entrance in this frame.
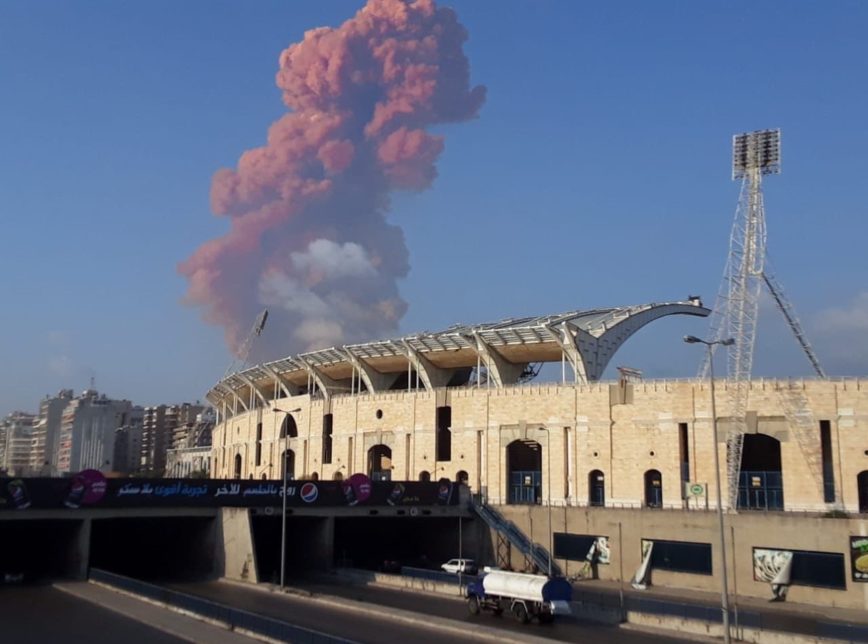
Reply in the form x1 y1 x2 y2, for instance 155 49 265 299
250 514 332 583
89 516 216 581
507 439 542 504
334 516 470 572
0 519 85 582
738 433 784 511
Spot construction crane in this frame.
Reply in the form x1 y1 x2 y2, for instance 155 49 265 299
222 309 269 380
701 129 829 510
198 309 269 448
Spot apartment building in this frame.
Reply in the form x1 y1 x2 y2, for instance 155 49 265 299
0 412 39 476
56 390 133 474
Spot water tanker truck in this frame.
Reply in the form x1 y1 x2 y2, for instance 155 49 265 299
466 570 572 624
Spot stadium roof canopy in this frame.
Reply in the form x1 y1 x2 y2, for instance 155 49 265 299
208 299 710 408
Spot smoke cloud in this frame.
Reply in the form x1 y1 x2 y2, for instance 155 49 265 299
179 0 485 360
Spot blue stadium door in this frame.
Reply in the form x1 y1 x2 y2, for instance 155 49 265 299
507 440 542 504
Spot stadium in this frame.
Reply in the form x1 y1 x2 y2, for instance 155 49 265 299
206 298 868 610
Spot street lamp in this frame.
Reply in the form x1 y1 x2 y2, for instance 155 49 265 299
684 335 734 644
273 405 301 590
539 427 553 577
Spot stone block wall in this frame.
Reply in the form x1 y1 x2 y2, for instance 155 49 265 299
211 378 868 513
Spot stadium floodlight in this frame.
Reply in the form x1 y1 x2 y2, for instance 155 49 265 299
732 128 781 179
705 125 827 513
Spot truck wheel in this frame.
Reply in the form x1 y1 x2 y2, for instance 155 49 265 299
512 602 529 624
467 596 481 616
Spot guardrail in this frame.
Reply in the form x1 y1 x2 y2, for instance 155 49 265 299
399 566 477 586
88 569 354 644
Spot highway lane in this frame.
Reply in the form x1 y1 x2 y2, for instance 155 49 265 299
168 578 673 643
166 579 487 644
282 577 674 643
0 584 187 644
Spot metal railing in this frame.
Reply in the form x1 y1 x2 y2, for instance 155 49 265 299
470 497 563 576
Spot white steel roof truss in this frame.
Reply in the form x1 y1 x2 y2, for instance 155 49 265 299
260 364 299 399
216 383 248 412
207 300 711 398
236 372 268 407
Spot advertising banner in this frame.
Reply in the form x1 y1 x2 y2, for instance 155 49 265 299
0 475 457 511
631 540 654 590
753 547 793 600
850 536 868 582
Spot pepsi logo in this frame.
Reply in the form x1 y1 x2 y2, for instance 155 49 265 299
300 482 319 503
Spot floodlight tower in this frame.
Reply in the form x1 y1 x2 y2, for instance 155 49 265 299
703 129 827 509
222 309 269 380
713 130 779 386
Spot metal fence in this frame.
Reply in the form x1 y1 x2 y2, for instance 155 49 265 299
399 566 476 586
88 569 355 644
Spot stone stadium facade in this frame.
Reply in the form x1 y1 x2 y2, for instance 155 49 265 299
206 299 867 515
206 299 868 610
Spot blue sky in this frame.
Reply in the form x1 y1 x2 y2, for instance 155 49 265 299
1 1 866 415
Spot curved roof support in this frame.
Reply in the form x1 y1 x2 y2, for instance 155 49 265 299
343 347 400 393
298 356 340 400
207 301 711 401
401 340 453 390
236 372 268 407
467 331 526 387
589 302 711 380
216 383 247 412
546 321 591 384
261 364 301 399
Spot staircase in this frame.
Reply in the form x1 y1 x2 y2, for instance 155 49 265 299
470 497 563 577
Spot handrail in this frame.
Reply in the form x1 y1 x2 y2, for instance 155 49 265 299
470 497 563 576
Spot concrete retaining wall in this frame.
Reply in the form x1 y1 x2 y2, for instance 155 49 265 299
497 505 868 610
217 508 257 583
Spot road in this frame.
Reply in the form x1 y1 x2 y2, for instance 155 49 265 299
168 578 674 643
0 583 187 644
166 578 492 644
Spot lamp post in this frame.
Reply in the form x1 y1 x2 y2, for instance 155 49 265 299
273 406 301 591
684 335 734 644
539 427 553 577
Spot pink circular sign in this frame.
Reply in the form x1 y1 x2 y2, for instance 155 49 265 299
64 469 107 508
341 473 372 506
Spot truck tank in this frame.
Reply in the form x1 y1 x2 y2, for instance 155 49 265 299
481 570 572 605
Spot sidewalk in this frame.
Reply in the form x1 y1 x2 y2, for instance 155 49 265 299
572 578 868 640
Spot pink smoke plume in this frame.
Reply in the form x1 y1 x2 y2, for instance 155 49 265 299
179 0 485 361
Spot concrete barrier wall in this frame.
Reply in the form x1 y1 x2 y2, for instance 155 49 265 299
331 567 465 596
